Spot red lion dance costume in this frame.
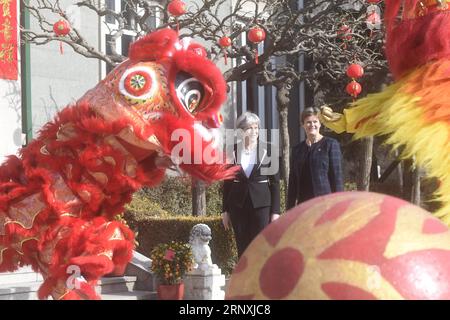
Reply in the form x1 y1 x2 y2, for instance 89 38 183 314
321 0 450 221
0 29 236 299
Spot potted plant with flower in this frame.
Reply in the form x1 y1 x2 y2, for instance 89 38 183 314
150 240 194 300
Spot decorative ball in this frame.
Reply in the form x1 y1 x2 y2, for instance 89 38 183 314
226 192 450 299
248 27 266 44
346 63 364 79
167 0 186 16
53 19 70 36
346 80 362 97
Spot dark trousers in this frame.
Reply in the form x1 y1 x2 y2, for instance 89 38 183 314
229 196 270 258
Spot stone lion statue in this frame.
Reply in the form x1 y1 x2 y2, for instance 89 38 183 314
189 224 216 271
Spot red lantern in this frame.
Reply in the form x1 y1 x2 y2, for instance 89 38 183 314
346 80 362 98
346 63 364 79
53 19 70 36
248 27 266 64
219 36 232 65
219 36 232 48
167 0 186 16
167 0 186 33
248 27 266 44
53 19 71 54
367 0 380 3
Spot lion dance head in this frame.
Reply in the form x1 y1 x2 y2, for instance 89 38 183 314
79 28 235 183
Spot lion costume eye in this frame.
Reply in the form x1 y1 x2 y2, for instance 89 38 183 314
175 71 205 114
119 66 156 101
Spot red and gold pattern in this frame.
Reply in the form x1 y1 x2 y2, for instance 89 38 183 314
226 192 450 300
0 29 236 299
0 0 17 80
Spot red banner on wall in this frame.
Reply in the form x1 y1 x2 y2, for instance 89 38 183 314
0 0 18 80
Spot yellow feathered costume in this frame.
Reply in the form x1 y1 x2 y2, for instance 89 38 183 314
320 0 450 222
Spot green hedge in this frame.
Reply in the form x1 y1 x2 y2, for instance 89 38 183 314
125 193 170 218
131 175 310 217
124 212 238 276
138 177 224 216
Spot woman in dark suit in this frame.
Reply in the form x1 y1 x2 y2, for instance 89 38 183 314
222 112 280 258
287 107 344 210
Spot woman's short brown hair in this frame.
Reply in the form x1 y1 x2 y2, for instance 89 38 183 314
300 107 321 124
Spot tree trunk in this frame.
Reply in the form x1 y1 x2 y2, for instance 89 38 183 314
357 136 373 191
192 179 206 216
276 82 292 193
411 157 422 206
395 149 404 195
403 157 421 205
402 159 413 202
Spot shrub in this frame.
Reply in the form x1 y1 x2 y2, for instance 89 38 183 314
138 177 224 216
125 192 170 220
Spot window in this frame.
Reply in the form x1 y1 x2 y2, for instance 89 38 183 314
101 0 161 76
105 0 115 24
121 34 133 57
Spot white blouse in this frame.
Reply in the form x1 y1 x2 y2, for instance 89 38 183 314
240 147 257 178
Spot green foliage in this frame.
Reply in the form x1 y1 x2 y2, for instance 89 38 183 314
125 192 170 220
139 177 192 215
344 182 358 191
149 241 194 285
205 181 224 215
124 212 238 276
137 177 224 216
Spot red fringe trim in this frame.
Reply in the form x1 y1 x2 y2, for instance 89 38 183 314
386 7 450 78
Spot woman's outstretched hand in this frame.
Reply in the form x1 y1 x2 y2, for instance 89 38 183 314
222 211 231 230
